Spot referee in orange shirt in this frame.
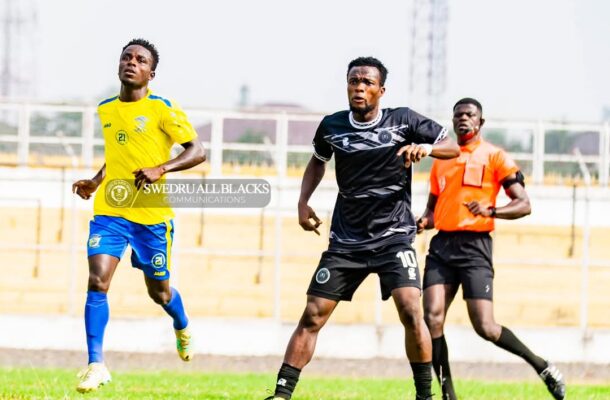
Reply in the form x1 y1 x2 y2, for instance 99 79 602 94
417 98 566 400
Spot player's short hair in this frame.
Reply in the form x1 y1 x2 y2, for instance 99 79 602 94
347 57 388 85
453 97 483 114
122 38 160 71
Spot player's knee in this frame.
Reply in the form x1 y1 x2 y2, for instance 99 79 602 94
87 274 110 293
148 288 171 305
423 307 444 332
398 304 422 330
473 320 499 341
299 306 328 332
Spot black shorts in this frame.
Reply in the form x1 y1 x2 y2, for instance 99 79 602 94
423 231 494 300
307 243 421 301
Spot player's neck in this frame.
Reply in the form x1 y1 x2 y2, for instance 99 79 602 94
119 85 149 102
351 107 381 123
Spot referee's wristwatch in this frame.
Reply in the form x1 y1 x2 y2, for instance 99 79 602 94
488 206 497 218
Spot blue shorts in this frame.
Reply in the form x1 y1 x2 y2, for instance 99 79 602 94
87 215 174 280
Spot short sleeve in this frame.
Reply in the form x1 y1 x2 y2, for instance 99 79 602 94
407 109 448 145
312 118 333 162
492 148 519 182
429 159 440 196
161 103 198 145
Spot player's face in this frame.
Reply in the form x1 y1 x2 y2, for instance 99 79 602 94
118 45 155 87
347 66 385 115
452 104 484 136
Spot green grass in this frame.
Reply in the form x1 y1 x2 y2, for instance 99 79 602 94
1 367 609 399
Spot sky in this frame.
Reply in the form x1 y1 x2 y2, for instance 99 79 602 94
21 0 610 122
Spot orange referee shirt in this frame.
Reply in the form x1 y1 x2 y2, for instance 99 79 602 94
430 138 519 232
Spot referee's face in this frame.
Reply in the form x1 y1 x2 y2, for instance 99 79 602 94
118 45 155 88
347 66 385 117
452 103 484 137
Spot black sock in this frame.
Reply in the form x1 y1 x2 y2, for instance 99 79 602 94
494 326 548 373
274 363 301 399
432 336 457 400
410 362 432 398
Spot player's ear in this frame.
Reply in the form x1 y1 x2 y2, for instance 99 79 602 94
379 85 385 96
479 116 485 129
149 70 156 81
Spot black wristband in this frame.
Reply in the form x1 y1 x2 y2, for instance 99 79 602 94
489 207 496 218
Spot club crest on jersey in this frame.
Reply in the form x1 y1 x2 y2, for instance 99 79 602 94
134 116 148 133
378 130 392 144
315 267 331 284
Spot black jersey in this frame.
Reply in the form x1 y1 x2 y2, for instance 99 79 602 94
313 107 447 252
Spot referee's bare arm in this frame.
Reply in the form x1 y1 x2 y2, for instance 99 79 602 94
463 173 531 219
495 174 531 219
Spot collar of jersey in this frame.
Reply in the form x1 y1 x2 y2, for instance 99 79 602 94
117 89 151 105
348 109 383 130
460 136 483 153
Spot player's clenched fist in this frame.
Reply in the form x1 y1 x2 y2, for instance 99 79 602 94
298 202 322 235
72 179 99 200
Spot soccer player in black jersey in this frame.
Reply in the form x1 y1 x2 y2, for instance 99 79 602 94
264 57 460 400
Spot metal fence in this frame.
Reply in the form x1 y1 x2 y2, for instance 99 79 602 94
0 101 609 336
0 102 609 185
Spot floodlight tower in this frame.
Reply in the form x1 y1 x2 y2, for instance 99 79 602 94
409 0 449 117
0 0 38 99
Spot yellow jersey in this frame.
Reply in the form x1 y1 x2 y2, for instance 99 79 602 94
93 90 198 224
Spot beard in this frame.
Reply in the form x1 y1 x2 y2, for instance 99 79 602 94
349 102 375 116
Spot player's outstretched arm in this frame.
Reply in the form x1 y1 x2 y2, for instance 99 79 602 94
133 140 205 189
428 136 460 159
397 137 459 168
463 173 531 219
298 156 326 235
416 193 438 234
72 163 106 200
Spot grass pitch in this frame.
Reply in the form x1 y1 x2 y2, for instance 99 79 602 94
1 367 609 399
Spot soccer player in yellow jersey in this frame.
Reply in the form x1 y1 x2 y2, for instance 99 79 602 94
72 39 205 393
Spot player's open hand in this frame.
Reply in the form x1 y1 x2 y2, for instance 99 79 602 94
463 200 493 217
72 179 99 200
397 143 429 168
133 167 164 189
298 202 322 235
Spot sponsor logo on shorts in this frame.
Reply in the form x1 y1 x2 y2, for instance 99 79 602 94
153 271 167 277
105 179 134 208
151 253 166 269
485 284 490 293
315 267 331 284
88 234 102 248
